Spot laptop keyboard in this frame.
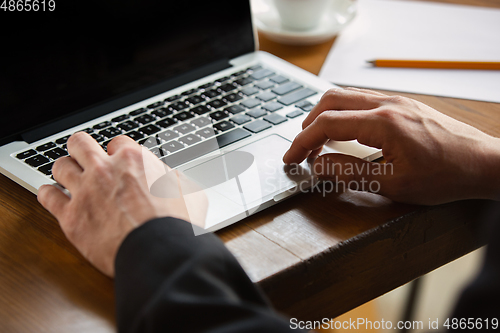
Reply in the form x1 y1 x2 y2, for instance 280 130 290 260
15 65 318 177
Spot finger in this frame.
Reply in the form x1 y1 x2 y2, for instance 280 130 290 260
51 156 83 190
303 88 386 129
37 184 70 218
284 110 378 165
67 132 108 170
313 153 390 193
344 87 388 97
308 147 323 159
106 134 140 156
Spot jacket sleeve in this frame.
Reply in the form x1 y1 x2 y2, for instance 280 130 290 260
114 217 299 333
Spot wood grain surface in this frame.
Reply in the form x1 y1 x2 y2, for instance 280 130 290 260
1 0 499 331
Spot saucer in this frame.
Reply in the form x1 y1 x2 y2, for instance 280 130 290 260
251 0 357 45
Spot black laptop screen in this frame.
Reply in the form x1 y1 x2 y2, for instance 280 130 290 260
0 0 254 144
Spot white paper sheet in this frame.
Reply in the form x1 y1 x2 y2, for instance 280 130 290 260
319 0 500 103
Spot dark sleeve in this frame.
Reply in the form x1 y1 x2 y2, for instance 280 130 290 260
450 202 500 331
114 217 299 333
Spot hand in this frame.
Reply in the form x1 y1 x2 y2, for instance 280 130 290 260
37 132 207 277
283 87 500 205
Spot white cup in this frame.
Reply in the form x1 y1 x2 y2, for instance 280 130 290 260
273 0 330 31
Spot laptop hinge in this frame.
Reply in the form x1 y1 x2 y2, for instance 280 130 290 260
21 59 232 144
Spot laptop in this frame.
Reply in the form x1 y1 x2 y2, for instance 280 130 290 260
0 0 380 232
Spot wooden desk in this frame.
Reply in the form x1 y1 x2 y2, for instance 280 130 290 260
1 0 499 331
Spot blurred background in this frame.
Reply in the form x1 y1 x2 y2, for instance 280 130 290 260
320 248 486 332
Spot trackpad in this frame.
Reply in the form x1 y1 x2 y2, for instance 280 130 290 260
184 135 313 207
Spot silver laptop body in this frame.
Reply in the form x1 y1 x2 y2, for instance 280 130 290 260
0 2 380 232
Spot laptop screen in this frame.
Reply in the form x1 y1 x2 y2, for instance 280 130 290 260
0 0 254 145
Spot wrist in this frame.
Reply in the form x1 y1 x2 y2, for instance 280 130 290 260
474 136 500 200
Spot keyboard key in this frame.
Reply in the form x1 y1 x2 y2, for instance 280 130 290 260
264 113 287 125
190 117 211 128
256 91 277 102
231 70 247 77
36 142 56 152
99 127 122 139
234 77 254 86
173 123 196 135
244 120 272 133
150 147 168 158
38 162 54 175
161 140 184 153
118 120 139 131
140 124 162 135
216 76 230 83
202 89 221 99
156 118 176 129
134 114 156 125
195 127 216 139
178 134 202 146
55 135 71 145
216 128 251 148
160 128 250 168
170 101 190 111
248 64 262 71
16 149 37 159
81 128 94 134
272 82 302 96
219 83 237 92
262 102 283 112
270 75 289 84
295 100 315 112
141 137 162 149
93 121 112 130
246 108 267 118
181 88 197 96
165 95 181 102
241 86 260 96
286 109 304 118
173 112 194 122
230 114 251 125
210 111 228 121
241 98 261 109
198 82 214 89
111 114 130 123
224 105 245 114
186 95 204 105
101 140 112 149
91 133 105 142
278 88 317 106
214 121 235 132
207 99 227 109
224 93 243 103
251 69 274 80
255 80 275 90
157 130 179 142
44 147 68 160
152 107 172 118
25 154 50 167
147 101 163 109
161 138 217 168
191 105 211 115
125 131 145 141
130 108 147 116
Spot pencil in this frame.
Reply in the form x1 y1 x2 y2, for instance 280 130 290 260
367 60 500 70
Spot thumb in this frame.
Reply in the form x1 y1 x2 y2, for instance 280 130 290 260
313 153 392 194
